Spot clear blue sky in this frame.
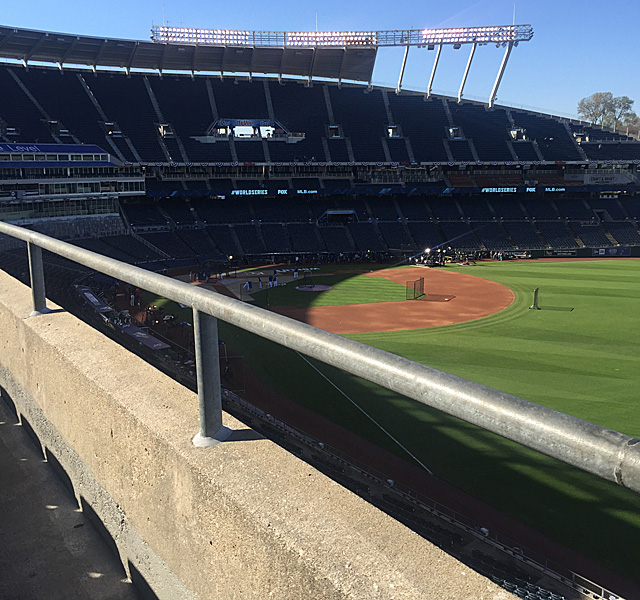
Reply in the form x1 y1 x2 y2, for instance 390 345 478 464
3 0 638 119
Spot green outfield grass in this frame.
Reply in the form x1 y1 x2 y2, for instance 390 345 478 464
149 259 640 582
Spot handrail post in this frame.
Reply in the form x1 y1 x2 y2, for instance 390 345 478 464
192 308 231 446
27 243 49 316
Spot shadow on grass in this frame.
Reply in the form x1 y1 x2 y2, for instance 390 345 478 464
219 321 640 587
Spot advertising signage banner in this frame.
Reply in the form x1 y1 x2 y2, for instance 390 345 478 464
215 119 273 128
0 143 105 154
592 247 631 257
545 249 577 257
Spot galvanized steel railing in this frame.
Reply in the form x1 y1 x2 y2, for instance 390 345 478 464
1 220 639 493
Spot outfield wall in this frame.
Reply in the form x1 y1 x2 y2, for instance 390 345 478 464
0 270 510 600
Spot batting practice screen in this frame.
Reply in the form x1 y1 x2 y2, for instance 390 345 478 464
406 276 425 300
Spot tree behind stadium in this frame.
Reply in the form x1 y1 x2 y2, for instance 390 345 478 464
577 92 637 132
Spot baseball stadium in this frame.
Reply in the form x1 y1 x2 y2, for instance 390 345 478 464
1 15 640 600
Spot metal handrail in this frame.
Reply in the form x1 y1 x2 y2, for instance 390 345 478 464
1 220 639 493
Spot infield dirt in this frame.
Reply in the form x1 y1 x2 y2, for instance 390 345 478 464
268 266 514 333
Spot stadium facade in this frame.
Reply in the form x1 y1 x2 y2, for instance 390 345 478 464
0 23 639 266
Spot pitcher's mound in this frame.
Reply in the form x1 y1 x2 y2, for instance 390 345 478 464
296 285 332 292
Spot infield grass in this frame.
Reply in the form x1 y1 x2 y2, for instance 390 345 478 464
251 271 408 308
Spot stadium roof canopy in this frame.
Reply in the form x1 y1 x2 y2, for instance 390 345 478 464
0 23 533 86
0 24 377 81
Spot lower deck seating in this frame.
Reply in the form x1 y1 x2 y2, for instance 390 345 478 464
535 222 579 249
377 222 415 251
347 222 387 252
287 224 326 253
605 222 640 245
319 227 353 253
568 222 612 247
139 231 196 258
502 222 546 250
205 225 242 256
101 235 165 262
260 224 292 254
473 222 515 250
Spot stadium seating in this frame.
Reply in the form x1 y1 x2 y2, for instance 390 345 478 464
535 222 579 248
122 202 169 229
621 197 640 219
2 65 638 168
15 69 107 147
387 96 450 163
509 111 583 162
176 228 223 260
448 104 514 161
0 67 57 143
489 197 527 220
581 142 640 161
367 197 402 221
147 76 228 163
347 222 387 252
260 223 292 253
473 222 515 250
511 141 541 161
448 140 475 162
604 222 640 245
72 236 136 263
587 198 628 221
569 222 613 247
268 80 327 162
83 73 167 162
329 87 387 163
553 198 594 221
159 198 197 225
101 234 165 262
1 63 639 263
521 198 561 220
407 222 446 249
377 222 414 251
438 221 480 249
253 198 311 223
198 225 235 257
426 198 463 220
234 224 267 255
396 198 431 221
502 222 546 249
191 198 253 224
457 197 494 220
286 223 326 253
318 226 354 253
138 231 196 258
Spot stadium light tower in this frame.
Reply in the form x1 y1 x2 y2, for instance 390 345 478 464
150 24 533 105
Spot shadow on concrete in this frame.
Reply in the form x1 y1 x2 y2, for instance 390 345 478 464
18 414 42 452
128 561 160 600
80 496 125 577
0 397 137 600
0 384 19 420
225 428 265 442
45 448 75 499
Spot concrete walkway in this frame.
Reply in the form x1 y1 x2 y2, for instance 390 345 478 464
0 398 138 600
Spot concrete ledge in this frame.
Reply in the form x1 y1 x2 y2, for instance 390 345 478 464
0 271 510 599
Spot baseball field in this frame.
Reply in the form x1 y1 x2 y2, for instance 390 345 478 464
152 259 640 582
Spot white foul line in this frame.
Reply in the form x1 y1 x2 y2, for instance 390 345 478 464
295 351 433 475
